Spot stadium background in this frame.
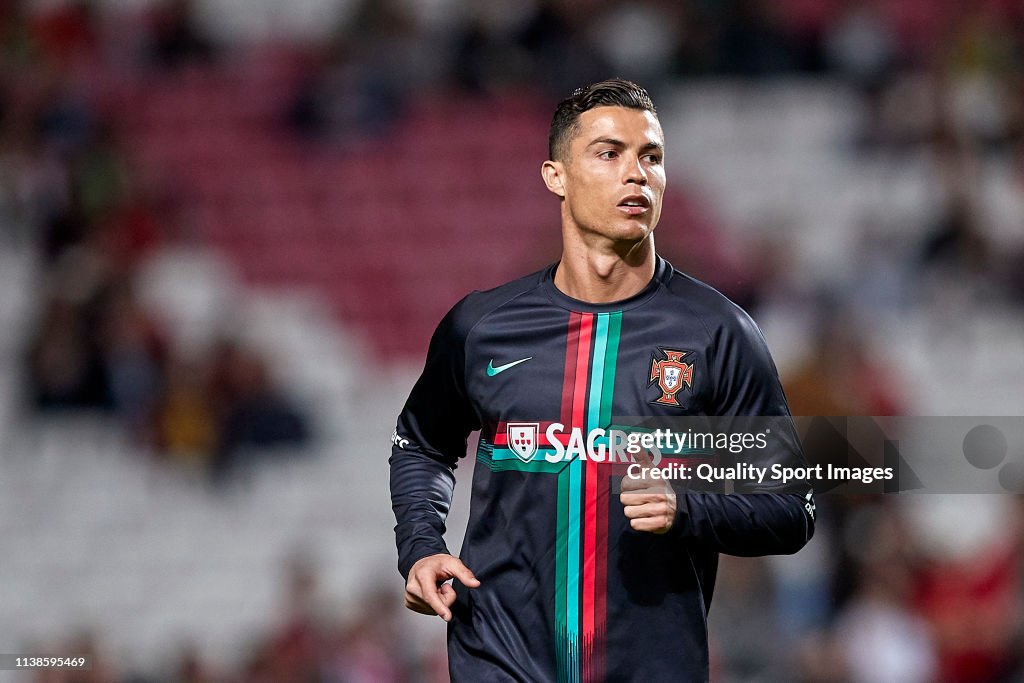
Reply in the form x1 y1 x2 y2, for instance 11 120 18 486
1 0 1024 681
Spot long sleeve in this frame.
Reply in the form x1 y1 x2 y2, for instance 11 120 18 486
675 489 814 556
389 302 480 580
675 306 816 555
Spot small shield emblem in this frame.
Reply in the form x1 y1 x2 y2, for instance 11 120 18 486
507 422 540 462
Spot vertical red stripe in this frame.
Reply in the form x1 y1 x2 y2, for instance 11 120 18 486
572 316 592 426
583 456 598 677
592 469 609 682
574 315 597 682
560 313 582 425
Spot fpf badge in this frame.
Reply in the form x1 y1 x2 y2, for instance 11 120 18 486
649 348 694 406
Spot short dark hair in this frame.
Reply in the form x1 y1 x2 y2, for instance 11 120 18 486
548 79 657 162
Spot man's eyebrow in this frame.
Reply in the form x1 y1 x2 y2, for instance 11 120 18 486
585 137 664 152
586 136 626 149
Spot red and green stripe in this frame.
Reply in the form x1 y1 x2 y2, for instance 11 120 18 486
555 310 621 683
471 310 623 682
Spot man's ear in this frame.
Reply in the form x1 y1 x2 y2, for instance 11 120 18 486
541 160 566 198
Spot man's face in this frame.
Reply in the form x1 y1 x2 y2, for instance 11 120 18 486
546 106 666 245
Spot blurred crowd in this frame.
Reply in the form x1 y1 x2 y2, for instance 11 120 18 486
279 0 1024 346
25 556 446 683
711 495 1024 683
288 0 1024 150
3 0 1024 682
1 0 308 484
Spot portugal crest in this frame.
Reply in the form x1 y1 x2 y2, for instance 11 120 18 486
649 348 694 406
506 422 540 462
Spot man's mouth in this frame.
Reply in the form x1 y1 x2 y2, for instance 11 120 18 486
617 195 651 216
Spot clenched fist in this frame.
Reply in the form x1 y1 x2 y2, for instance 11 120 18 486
620 450 678 534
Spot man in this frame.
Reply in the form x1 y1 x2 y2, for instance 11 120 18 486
390 79 815 682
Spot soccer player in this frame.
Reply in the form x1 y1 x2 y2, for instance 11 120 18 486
390 79 815 682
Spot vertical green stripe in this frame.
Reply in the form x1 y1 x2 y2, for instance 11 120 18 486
565 313 606 664
566 454 582 682
555 459 570 666
587 314 609 428
601 312 621 424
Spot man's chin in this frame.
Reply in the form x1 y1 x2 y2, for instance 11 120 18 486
610 221 653 243
575 219 655 246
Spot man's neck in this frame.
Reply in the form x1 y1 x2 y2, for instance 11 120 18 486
553 235 656 304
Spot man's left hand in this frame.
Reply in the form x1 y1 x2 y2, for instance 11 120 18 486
620 450 677 534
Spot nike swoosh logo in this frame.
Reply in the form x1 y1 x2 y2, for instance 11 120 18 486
486 357 533 376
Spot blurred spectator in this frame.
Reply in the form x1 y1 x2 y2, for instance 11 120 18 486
97 280 166 428
27 296 108 409
784 308 904 417
446 3 534 94
30 0 99 67
714 0 794 76
286 0 428 141
0 0 36 66
172 643 219 683
96 179 165 269
1010 497 1024 680
29 630 118 683
41 182 90 263
154 354 217 473
144 0 215 70
708 555 792 681
843 220 917 315
259 554 324 683
152 341 311 484
833 506 937 683
668 3 719 76
793 629 851 683
588 1 681 88
920 192 992 279
825 0 898 147
0 126 58 246
208 340 310 482
916 535 1020 683
71 120 129 225
515 0 611 96
34 67 97 157
913 123 1024 305
945 3 1017 149
826 0 898 79
327 585 420 683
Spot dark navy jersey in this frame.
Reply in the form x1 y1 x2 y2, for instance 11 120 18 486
390 257 815 683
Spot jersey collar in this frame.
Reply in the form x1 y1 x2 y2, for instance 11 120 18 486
540 256 671 313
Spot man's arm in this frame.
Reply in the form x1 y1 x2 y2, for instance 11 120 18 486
623 307 815 555
389 302 481 619
672 489 813 556
686 308 815 554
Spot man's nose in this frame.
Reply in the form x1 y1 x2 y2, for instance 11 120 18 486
624 155 647 185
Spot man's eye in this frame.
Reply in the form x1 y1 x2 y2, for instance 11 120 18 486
599 150 618 159
644 154 662 164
